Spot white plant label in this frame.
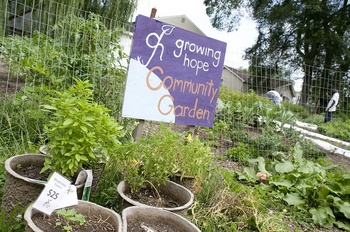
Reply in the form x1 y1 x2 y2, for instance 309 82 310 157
32 172 78 215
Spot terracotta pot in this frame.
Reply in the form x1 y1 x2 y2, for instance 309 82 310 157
117 180 194 215
1 154 84 215
122 206 200 232
24 200 122 232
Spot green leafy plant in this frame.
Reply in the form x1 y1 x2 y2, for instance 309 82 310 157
0 14 127 117
174 130 212 179
0 86 50 146
0 204 26 231
41 79 124 178
235 143 350 231
318 119 350 142
113 124 211 193
226 142 254 164
55 209 85 232
190 168 290 232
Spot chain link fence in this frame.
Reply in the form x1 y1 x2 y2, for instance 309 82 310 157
1 0 349 159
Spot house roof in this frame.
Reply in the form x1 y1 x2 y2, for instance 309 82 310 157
155 15 206 36
224 65 296 97
224 65 250 82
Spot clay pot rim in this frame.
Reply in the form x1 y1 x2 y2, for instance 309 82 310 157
122 206 200 232
5 154 47 185
117 180 194 212
24 200 122 232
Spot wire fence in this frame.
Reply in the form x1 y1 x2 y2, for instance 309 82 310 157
1 0 349 160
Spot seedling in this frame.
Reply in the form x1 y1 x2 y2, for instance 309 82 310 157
55 209 85 232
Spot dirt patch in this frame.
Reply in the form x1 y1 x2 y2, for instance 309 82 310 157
14 163 51 181
32 212 117 232
0 59 25 97
127 220 184 232
126 187 181 209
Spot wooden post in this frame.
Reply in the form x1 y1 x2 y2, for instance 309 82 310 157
132 120 145 141
186 125 195 135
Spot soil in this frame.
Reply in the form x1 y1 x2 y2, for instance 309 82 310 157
127 220 184 232
32 210 117 231
126 188 180 208
0 59 25 98
15 164 51 181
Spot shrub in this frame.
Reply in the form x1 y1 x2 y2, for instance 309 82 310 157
0 14 127 117
41 79 124 177
113 124 212 193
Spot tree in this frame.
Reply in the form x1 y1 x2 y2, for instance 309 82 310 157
204 0 350 105
5 0 137 35
0 0 6 36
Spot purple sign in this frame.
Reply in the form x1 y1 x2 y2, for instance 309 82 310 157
122 15 227 127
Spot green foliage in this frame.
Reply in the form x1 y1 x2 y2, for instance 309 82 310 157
300 140 327 159
282 102 310 120
174 131 212 179
0 204 26 231
41 79 124 177
235 143 350 230
55 209 85 232
0 13 127 116
206 0 350 104
318 119 350 142
0 86 49 145
301 114 324 125
90 164 123 211
190 168 290 231
113 124 212 193
216 88 296 131
226 142 254 164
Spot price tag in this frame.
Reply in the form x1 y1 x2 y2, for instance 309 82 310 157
32 172 78 215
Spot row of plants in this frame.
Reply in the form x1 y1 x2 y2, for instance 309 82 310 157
0 78 210 230
1 84 349 231
190 87 350 231
235 143 350 230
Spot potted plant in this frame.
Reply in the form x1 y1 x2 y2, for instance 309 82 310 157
24 200 122 232
114 124 211 215
1 79 124 215
171 130 212 192
40 79 124 180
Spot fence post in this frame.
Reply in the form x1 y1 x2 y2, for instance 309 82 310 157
132 120 144 141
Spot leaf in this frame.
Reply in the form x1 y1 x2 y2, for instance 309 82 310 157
162 25 175 35
80 125 87 132
63 118 74 126
248 157 269 175
309 207 334 226
235 171 248 181
283 193 305 206
270 179 293 188
41 104 57 110
275 161 294 173
297 160 316 174
292 143 303 163
243 167 259 182
335 200 350 219
334 220 350 231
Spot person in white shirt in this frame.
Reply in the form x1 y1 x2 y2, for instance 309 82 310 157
324 89 339 123
267 90 283 105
